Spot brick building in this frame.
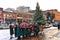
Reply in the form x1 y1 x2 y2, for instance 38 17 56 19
42 9 60 22
2 7 34 24
16 6 34 23
3 11 16 24
0 8 4 24
52 10 60 22
16 10 34 23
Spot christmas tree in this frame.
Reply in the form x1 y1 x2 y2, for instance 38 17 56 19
34 2 45 25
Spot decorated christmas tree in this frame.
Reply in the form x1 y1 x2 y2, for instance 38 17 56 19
34 2 45 25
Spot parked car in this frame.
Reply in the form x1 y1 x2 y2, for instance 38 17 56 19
53 22 59 27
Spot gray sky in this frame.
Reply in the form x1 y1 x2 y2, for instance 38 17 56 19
0 0 60 11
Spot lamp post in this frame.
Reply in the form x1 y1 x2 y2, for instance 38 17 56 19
4 14 6 23
16 12 18 23
22 15 24 22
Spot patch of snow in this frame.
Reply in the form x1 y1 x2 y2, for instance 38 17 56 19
0 29 10 40
44 27 58 30
53 31 60 38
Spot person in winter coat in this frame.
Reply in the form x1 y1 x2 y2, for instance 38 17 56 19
15 22 21 40
20 21 27 30
28 23 34 31
34 22 40 35
9 22 14 39
58 22 60 30
20 21 28 36
27 23 34 36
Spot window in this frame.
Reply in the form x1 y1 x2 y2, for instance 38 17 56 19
0 11 2 14
17 14 22 17
24 15 28 18
29 15 33 18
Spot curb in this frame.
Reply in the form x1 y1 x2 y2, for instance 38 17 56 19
0 27 9 29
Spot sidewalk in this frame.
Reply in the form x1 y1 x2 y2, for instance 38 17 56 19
0 27 9 29
43 27 60 40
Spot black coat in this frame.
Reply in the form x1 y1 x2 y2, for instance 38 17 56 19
58 23 60 29
10 25 13 35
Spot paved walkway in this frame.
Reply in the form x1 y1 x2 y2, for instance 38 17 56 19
1 27 60 40
44 27 60 40
0 29 43 40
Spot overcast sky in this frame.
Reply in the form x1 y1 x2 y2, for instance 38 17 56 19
0 0 60 11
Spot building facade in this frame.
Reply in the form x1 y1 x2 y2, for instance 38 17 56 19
3 11 16 24
16 6 33 23
42 9 60 22
17 6 30 12
0 8 4 24
1 7 34 24
16 10 34 23
52 10 60 22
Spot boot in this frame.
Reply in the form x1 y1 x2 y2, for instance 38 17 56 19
17 36 20 40
10 35 13 39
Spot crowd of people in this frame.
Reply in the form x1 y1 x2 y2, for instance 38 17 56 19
9 21 40 40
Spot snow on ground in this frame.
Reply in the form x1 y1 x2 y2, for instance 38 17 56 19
1 27 60 40
0 29 17 40
0 29 10 40
44 27 60 40
0 29 16 40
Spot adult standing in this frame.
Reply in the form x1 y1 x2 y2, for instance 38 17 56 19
15 22 21 40
20 21 28 37
34 22 40 35
27 22 34 36
58 22 60 30
9 22 14 39
28 23 34 31
20 21 27 29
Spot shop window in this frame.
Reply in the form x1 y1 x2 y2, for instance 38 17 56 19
0 11 2 14
17 14 22 17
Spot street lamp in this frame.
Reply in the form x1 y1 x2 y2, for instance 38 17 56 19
16 12 18 23
22 15 24 22
4 14 6 23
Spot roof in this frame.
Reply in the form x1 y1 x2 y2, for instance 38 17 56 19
3 11 16 14
29 10 36 13
53 10 60 21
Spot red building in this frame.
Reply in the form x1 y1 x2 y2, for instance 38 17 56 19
3 10 16 23
0 8 4 23
0 7 34 24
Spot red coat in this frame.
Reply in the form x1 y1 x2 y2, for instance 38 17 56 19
20 22 27 29
28 24 34 31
